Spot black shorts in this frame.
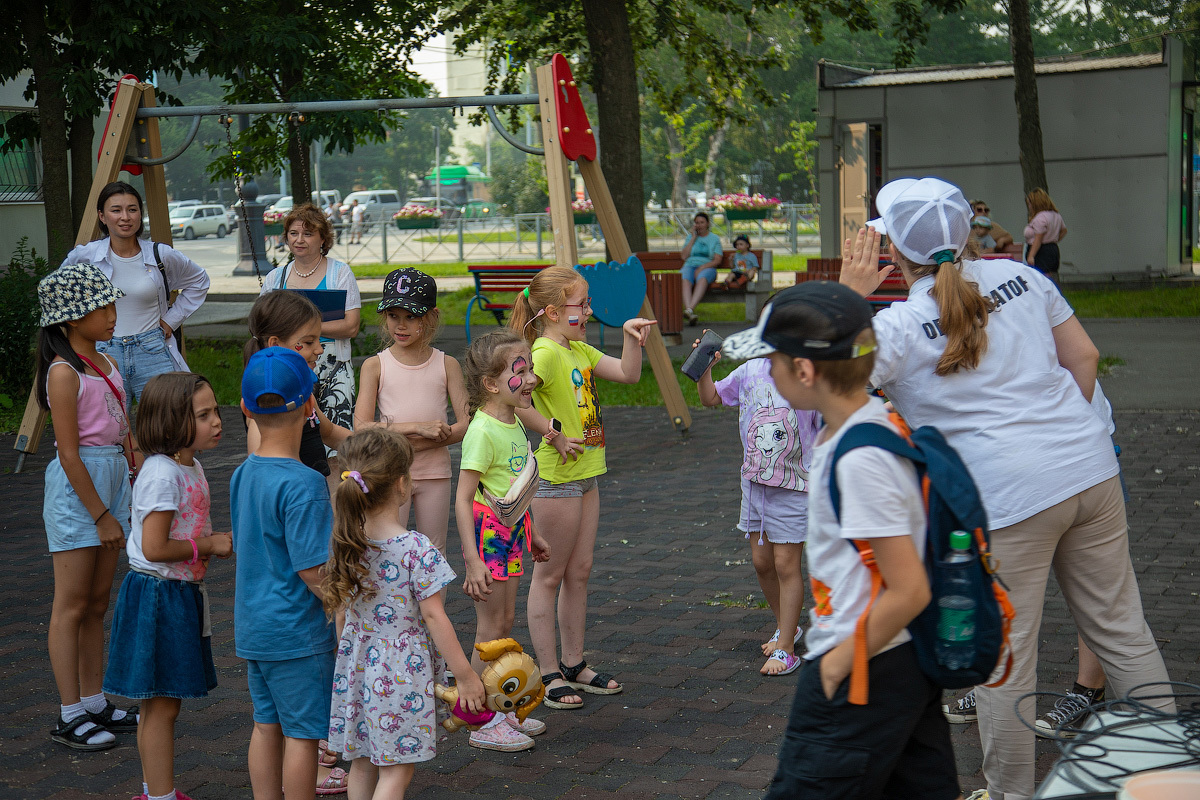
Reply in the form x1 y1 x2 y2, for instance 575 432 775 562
764 642 959 800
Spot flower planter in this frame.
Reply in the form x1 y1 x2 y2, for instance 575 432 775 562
394 218 440 230
262 223 284 235
573 213 597 225
723 209 773 221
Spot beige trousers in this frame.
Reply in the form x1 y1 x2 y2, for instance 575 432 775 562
975 476 1174 800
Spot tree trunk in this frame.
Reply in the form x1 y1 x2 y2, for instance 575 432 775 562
68 114 95 233
580 0 647 252
664 124 688 209
20 9 73 264
1009 0 1048 194
703 118 730 199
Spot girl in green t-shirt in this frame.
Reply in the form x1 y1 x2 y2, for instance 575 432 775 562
454 330 552 749
508 266 656 710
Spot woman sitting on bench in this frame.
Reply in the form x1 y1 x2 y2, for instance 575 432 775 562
680 211 723 326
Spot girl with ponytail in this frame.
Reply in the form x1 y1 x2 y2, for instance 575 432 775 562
322 428 484 793
838 177 1172 800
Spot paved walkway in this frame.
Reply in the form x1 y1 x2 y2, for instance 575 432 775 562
3 396 1198 799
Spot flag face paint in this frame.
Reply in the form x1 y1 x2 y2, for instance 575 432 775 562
568 315 581 326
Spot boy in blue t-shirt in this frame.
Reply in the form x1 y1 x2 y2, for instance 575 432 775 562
231 346 336 800
723 283 959 800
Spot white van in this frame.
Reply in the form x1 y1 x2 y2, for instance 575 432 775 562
170 204 229 239
339 190 403 224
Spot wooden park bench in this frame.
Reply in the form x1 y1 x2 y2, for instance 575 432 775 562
635 249 774 339
796 257 908 309
465 264 549 342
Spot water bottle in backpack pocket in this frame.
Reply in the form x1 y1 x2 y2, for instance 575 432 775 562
830 417 1015 704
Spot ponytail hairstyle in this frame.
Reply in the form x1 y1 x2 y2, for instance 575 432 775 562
244 290 323 365
462 328 528 416
321 428 414 620
136 372 214 456
35 324 87 410
507 266 588 346
1025 188 1058 220
899 249 995 376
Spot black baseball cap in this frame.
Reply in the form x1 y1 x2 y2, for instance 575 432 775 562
722 282 875 361
378 268 437 316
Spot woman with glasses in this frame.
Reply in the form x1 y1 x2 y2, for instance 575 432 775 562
969 198 1015 252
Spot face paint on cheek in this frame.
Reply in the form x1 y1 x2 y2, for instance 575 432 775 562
567 316 581 326
507 356 529 392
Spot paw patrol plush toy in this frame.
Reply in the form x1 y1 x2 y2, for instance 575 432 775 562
434 638 545 731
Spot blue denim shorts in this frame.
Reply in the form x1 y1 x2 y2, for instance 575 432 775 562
681 261 718 285
44 446 132 553
97 328 177 402
103 570 217 700
247 651 336 739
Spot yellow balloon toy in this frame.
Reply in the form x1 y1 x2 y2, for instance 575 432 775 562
435 638 545 732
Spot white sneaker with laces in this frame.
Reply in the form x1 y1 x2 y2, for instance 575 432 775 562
505 711 546 736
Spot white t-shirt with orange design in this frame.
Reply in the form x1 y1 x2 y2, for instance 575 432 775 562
804 398 926 661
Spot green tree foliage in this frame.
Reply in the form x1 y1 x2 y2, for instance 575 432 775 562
192 0 438 204
0 2 214 261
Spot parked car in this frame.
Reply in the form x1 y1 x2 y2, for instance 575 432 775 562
170 204 230 240
340 190 405 224
402 196 462 221
460 199 497 219
167 200 201 212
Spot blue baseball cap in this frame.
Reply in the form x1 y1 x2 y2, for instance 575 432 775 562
241 347 317 414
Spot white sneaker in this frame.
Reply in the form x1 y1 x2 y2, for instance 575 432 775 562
505 711 546 736
468 718 535 752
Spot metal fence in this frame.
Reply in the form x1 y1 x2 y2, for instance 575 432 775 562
322 204 819 265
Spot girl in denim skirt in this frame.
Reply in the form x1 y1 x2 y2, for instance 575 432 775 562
103 372 232 800
38 263 139 752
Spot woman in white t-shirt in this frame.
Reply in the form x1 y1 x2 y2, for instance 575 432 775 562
61 182 210 401
840 177 1172 800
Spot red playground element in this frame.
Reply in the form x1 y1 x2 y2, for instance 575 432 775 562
550 54 596 162
98 74 143 176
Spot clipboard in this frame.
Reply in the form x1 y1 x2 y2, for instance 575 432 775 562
286 289 347 322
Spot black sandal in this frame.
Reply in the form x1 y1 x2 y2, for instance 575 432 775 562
87 700 139 732
560 659 622 695
540 671 583 710
50 715 117 751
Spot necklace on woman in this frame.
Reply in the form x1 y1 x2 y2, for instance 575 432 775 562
292 255 324 279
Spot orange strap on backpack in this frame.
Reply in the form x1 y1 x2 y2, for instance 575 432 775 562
849 540 882 706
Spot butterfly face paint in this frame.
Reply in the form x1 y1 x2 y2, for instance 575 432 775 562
507 356 529 392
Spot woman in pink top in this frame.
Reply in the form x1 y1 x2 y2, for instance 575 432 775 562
1024 188 1068 282
354 268 469 554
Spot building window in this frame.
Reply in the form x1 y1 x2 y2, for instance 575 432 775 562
0 109 42 202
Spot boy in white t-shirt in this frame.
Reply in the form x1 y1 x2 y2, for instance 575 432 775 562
723 282 960 800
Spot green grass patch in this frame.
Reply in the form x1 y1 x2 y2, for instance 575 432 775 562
186 340 249 406
706 591 770 609
1098 354 1125 377
1063 284 1200 317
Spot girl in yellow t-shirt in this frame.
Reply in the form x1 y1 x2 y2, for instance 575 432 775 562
509 266 656 709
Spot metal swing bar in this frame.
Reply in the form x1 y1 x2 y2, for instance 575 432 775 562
124 93 544 165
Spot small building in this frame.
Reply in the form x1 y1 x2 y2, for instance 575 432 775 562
816 37 1195 282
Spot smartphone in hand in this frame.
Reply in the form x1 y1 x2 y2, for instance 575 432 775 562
681 329 724 382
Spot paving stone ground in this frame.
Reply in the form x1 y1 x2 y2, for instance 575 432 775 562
2 395 1197 798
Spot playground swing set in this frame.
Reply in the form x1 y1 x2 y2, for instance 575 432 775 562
13 54 691 471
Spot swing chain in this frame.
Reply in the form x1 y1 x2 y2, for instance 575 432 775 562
222 115 263 288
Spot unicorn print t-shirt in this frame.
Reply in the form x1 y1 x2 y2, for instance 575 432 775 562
715 358 819 490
